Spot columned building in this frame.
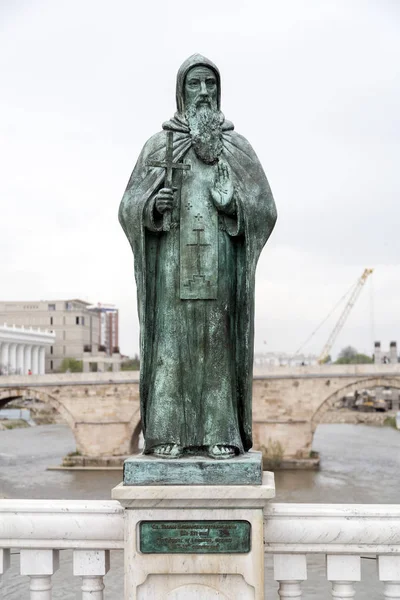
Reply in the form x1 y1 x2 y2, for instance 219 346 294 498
0 324 55 375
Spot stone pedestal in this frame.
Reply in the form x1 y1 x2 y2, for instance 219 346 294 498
112 472 275 600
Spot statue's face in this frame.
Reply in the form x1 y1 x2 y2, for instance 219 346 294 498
184 66 218 111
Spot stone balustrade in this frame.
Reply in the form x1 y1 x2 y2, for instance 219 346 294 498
265 503 400 598
0 499 122 599
0 499 400 598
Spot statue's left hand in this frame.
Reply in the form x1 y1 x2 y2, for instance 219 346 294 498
210 160 234 211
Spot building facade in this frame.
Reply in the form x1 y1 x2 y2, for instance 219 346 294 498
86 303 119 355
254 352 318 368
0 324 55 375
0 300 118 372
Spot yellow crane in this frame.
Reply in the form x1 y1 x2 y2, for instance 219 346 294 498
318 268 374 364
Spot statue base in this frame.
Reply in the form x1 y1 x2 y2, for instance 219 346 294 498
112 472 275 600
123 450 263 486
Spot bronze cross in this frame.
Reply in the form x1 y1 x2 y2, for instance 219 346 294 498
147 131 190 231
186 228 211 274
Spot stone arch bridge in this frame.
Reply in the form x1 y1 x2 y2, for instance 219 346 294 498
0 365 399 460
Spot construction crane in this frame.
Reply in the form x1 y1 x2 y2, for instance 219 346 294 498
318 268 374 364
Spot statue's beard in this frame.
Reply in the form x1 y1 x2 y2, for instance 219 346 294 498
185 102 223 164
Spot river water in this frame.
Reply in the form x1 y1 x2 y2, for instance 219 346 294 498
0 423 399 598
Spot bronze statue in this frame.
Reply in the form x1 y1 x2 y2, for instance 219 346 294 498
119 54 277 459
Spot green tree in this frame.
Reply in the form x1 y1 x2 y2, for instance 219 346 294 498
335 346 373 365
121 354 140 371
337 346 357 361
60 358 83 373
351 353 373 364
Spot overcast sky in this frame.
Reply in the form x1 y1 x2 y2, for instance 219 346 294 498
1 0 399 358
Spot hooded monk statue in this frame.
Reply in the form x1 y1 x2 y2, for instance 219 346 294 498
119 54 277 460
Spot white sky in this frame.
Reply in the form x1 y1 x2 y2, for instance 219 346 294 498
1 0 399 358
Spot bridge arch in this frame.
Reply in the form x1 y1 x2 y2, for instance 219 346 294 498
311 376 400 428
0 387 76 432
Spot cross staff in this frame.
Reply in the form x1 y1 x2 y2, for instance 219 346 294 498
147 131 190 232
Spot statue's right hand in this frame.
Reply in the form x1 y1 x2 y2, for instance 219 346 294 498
155 188 174 214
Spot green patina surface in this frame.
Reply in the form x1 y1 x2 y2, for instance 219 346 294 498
118 54 277 460
123 450 262 486
140 520 251 554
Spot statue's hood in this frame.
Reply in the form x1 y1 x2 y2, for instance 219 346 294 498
176 53 221 114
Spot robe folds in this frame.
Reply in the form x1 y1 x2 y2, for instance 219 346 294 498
119 117 277 454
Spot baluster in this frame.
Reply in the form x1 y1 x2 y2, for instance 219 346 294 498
326 555 360 599
0 549 10 575
73 550 110 600
378 556 400 599
273 554 307 598
20 549 59 599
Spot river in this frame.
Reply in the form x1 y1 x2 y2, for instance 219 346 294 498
0 423 399 598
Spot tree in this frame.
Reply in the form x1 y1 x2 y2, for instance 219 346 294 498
338 346 358 361
121 354 140 371
335 346 373 365
60 358 83 373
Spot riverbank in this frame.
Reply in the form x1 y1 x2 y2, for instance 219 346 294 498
0 399 64 427
0 419 29 430
321 408 398 425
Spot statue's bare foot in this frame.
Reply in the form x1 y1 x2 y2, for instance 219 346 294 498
208 445 236 459
152 444 182 458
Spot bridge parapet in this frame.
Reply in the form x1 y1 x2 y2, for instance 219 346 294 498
253 363 400 378
0 371 140 388
1 363 400 388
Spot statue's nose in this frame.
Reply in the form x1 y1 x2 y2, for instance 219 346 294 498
200 81 208 95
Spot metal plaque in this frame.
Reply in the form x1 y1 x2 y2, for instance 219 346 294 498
139 520 251 554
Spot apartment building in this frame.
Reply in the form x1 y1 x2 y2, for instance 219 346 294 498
87 303 119 356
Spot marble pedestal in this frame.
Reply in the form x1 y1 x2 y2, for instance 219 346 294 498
112 472 275 600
